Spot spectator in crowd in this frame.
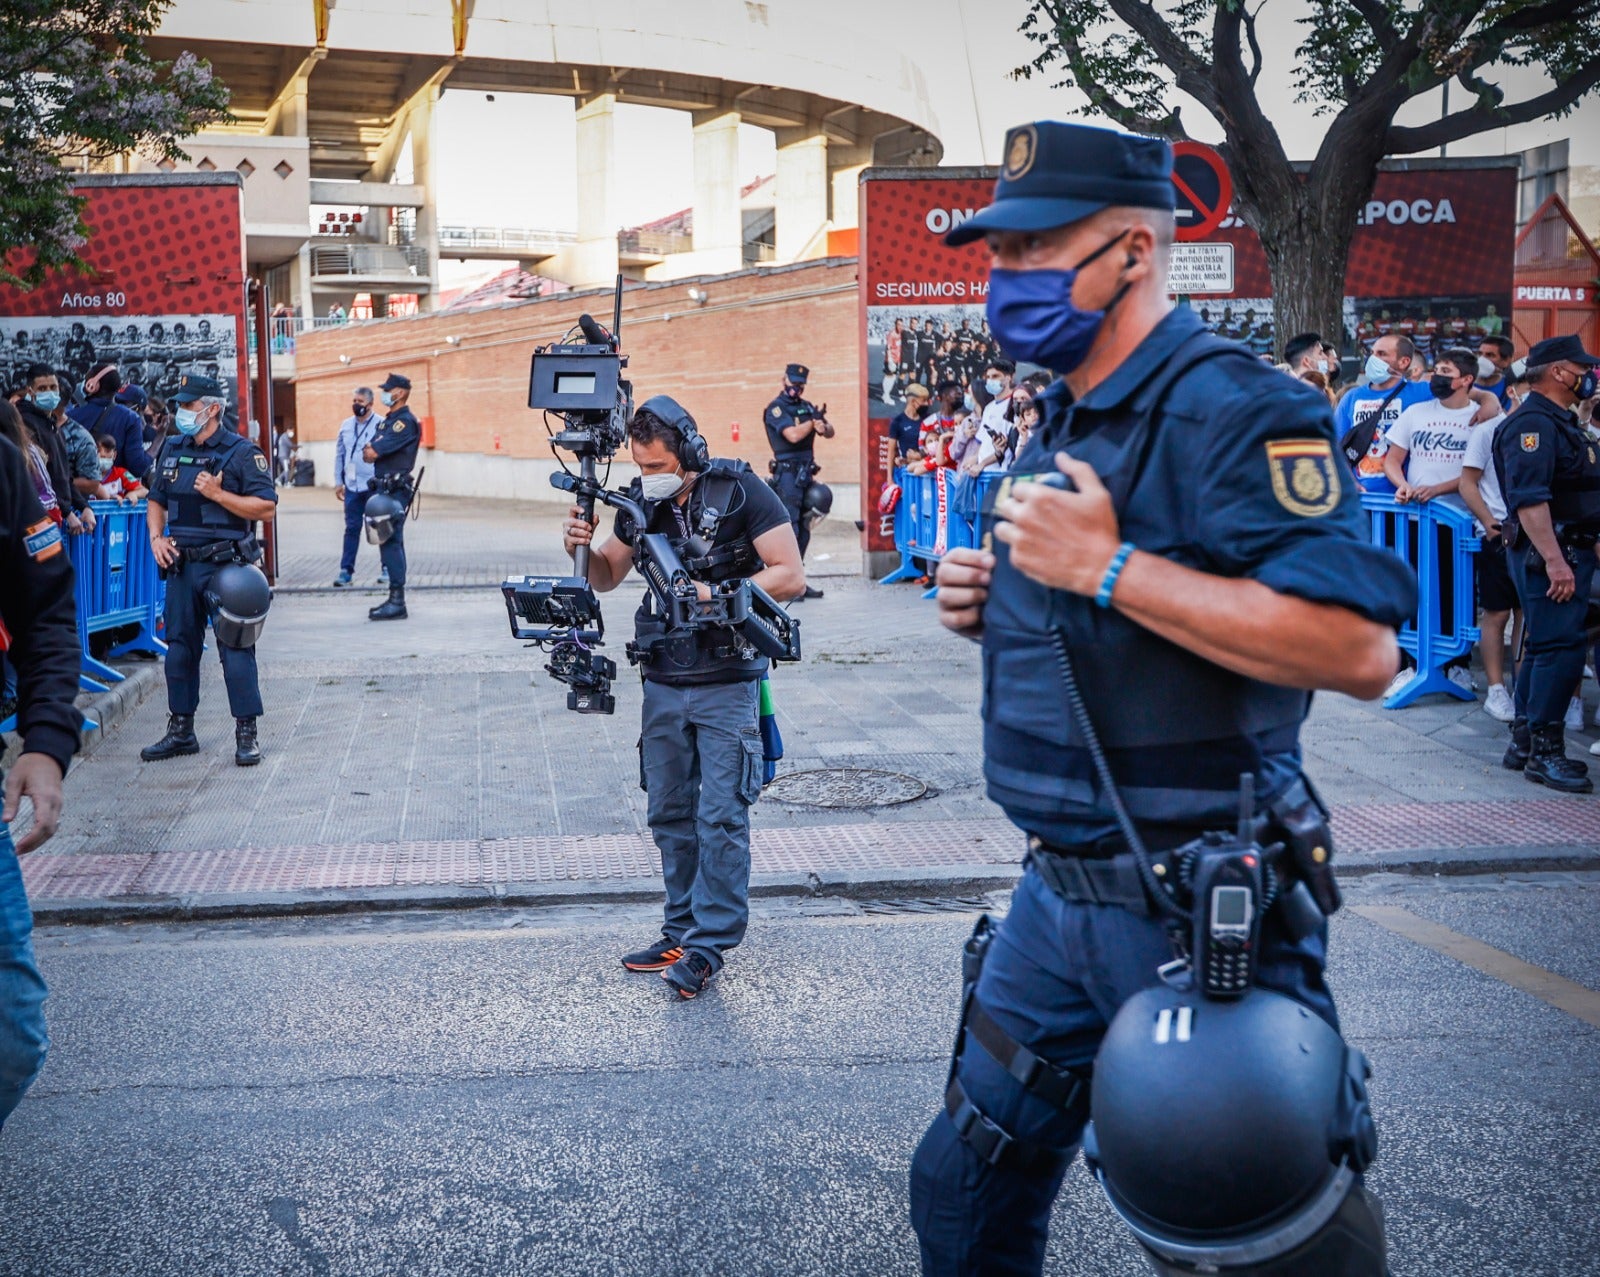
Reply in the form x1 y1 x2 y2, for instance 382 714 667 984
1477 335 1515 410
14 372 77 535
68 366 152 483
997 389 1040 469
96 435 146 500
887 383 931 465
1382 347 1499 699
1284 331 1330 379
25 366 98 534
333 387 381 587
1459 403 1522 723
270 302 293 355
1296 368 1337 405
327 303 347 325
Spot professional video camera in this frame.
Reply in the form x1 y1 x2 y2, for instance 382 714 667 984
502 278 800 714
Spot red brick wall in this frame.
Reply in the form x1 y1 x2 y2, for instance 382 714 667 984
295 259 863 484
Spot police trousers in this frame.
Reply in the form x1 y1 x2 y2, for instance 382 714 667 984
378 507 408 587
771 460 813 558
638 677 763 969
163 557 264 719
908 862 1339 1277
1509 543 1596 724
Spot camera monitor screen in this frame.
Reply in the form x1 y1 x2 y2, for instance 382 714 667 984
555 372 596 395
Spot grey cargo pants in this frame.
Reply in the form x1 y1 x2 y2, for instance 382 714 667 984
639 677 763 968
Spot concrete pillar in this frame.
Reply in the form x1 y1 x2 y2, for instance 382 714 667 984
691 109 744 274
410 86 442 313
775 129 829 262
564 93 621 287
829 162 868 231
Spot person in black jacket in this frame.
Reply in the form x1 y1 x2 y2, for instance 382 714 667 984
0 427 81 1131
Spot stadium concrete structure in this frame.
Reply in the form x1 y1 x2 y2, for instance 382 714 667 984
129 0 945 319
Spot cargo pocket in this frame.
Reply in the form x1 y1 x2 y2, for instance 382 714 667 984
738 729 763 805
636 735 648 793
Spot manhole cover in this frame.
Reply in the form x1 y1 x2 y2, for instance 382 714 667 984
765 768 928 809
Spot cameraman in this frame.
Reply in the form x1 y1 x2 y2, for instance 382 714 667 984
563 398 803 999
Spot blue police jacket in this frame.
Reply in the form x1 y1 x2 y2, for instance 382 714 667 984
981 308 1416 845
1491 390 1600 530
764 392 824 461
146 426 277 546
371 405 421 479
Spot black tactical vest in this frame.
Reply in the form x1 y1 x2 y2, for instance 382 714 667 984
158 439 251 544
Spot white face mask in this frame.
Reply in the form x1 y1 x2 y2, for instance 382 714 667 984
1478 356 1497 380
640 469 686 501
1315 359 1330 375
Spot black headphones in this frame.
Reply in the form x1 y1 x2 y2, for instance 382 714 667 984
637 394 710 471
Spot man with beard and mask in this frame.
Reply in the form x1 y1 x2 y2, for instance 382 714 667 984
141 375 277 768
1492 334 1600 793
331 386 381 587
763 362 832 598
910 120 1417 1277
561 398 803 999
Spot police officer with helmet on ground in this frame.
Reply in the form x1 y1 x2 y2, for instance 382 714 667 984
562 396 803 999
764 362 831 599
913 121 1417 1276
1492 332 1600 793
141 374 277 767
362 371 422 621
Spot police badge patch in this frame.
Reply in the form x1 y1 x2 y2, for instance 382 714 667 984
254 453 268 472
1002 124 1038 181
1521 432 1540 452
1265 439 1340 518
768 406 783 420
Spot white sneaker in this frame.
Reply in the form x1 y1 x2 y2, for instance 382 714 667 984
1564 696 1584 731
1382 669 1413 701
1591 738 1600 755
1446 666 1476 694
1483 684 1515 722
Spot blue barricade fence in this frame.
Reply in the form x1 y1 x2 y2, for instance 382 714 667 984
1 501 166 738
879 471 1479 713
1360 492 1480 709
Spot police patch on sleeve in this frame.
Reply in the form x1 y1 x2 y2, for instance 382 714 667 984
1521 432 1541 453
254 453 268 472
1265 439 1340 518
768 406 783 420
24 518 63 561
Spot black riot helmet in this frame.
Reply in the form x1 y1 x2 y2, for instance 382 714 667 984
364 492 405 544
802 480 833 525
204 563 272 648
1084 985 1384 1275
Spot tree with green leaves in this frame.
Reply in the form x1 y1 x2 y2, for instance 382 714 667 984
1018 1 1600 355
0 0 230 289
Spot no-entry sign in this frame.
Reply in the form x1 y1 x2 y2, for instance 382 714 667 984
1171 141 1232 243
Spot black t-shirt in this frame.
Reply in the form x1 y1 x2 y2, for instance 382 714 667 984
614 464 789 554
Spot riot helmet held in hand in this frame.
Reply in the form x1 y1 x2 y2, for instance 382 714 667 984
1084 984 1385 1276
204 563 273 649
364 492 405 544
801 480 833 526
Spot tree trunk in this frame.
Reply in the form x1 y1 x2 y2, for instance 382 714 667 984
1256 195 1355 365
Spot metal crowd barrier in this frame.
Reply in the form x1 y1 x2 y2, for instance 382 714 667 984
1 501 169 738
1360 492 1480 709
877 475 1478 715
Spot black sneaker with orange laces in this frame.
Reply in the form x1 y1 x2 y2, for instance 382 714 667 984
662 950 716 999
620 936 684 973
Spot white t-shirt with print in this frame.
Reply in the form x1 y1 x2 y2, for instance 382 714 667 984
1384 400 1478 489
1460 413 1507 523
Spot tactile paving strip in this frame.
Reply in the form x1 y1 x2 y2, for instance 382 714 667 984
18 799 1598 903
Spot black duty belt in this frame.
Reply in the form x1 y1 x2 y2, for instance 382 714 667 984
772 456 813 469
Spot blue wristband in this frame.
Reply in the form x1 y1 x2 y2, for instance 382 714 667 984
1094 542 1136 609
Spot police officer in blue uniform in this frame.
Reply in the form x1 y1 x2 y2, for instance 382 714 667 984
910 122 1417 1276
364 372 422 621
141 375 278 767
1492 333 1600 794
763 362 831 598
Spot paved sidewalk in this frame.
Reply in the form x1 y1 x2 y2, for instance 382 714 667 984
14 494 1600 917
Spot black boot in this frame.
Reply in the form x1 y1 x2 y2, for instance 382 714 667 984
368 585 407 621
141 713 199 761
1524 721 1594 793
1501 716 1531 771
234 716 262 767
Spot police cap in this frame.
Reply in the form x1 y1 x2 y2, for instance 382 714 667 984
172 374 226 403
380 372 412 391
946 121 1175 247
1526 334 1599 368
784 363 809 384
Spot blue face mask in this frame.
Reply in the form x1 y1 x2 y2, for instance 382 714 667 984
174 407 203 436
984 231 1130 374
380 390 394 407
1363 353 1393 384
33 391 60 412
984 377 1004 396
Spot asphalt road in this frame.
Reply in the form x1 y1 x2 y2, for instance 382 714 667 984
3 873 1598 1276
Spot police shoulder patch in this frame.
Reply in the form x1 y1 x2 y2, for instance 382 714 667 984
1521 432 1541 453
768 405 783 420
24 517 63 561
254 453 268 472
1265 438 1340 518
